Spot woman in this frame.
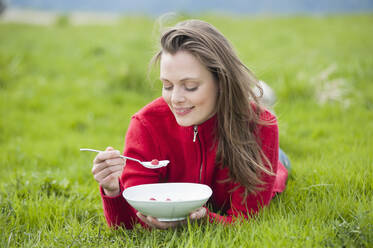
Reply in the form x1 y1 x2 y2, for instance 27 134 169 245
92 19 289 230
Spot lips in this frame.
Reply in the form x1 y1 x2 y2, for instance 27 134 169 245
173 106 194 116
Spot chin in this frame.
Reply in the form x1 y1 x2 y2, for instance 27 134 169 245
175 120 193 127
174 117 194 127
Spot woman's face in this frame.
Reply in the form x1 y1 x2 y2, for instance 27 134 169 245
160 51 218 127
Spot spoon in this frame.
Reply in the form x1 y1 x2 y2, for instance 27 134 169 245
79 148 169 169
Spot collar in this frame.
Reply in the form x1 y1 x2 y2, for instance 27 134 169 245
190 114 217 142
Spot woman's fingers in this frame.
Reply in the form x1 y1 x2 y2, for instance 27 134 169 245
146 216 183 229
93 149 121 164
136 213 156 228
136 207 207 230
189 207 207 220
136 212 186 230
91 160 125 180
91 146 125 195
92 158 124 175
148 216 183 229
105 146 114 151
93 164 123 183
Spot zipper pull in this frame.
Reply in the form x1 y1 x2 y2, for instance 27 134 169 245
193 125 198 142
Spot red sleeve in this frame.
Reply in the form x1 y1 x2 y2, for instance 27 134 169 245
207 110 279 224
100 180 135 229
100 116 164 228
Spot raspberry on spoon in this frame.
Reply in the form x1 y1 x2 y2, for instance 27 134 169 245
151 159 159 165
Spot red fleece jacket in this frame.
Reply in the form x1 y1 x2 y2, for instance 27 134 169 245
100 97 288 228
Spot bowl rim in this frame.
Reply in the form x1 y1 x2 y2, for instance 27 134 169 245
122 182 212 203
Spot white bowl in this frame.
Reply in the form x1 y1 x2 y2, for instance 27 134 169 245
123 183 212 221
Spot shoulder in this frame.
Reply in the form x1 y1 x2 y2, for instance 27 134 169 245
259 108 277 125
135 97 170 117
249 102 278 142
125 97 174 146
250 101 277 124
130 97 176 132
133 97 173 122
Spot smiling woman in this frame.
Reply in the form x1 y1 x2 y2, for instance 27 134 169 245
160 51 218 126
90 19 289 230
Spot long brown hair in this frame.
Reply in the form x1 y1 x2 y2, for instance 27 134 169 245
150 19 274 197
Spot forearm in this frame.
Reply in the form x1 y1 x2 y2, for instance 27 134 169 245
100 184 138 229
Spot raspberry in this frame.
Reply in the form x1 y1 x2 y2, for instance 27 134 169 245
149 197 156 201
151 159 159 165
166 198 171 201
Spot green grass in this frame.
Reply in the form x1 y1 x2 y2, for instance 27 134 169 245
1 14 372 247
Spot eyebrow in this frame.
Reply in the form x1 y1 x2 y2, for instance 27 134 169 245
160 77 199 82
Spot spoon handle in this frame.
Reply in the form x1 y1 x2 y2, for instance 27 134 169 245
79 148 142 164
119 155 142 164
80 148 103 153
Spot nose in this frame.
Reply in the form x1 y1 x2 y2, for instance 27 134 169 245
171 86 186 104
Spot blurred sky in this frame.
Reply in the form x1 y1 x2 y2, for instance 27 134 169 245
7 0 373 15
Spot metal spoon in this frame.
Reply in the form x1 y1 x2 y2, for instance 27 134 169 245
79 148 169 169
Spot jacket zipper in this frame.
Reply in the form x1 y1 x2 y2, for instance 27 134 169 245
193 125 198 142
193 125 203 183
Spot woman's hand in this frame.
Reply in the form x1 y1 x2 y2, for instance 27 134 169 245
136 207 207 230
92 146 125 197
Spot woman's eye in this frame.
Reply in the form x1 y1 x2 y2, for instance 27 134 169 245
163 85 173 91
185 86 198 92
185 82 199 92
162 82 173 90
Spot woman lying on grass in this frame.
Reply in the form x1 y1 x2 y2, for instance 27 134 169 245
91 19 290 229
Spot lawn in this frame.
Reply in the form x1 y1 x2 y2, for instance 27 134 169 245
0 14 372 247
